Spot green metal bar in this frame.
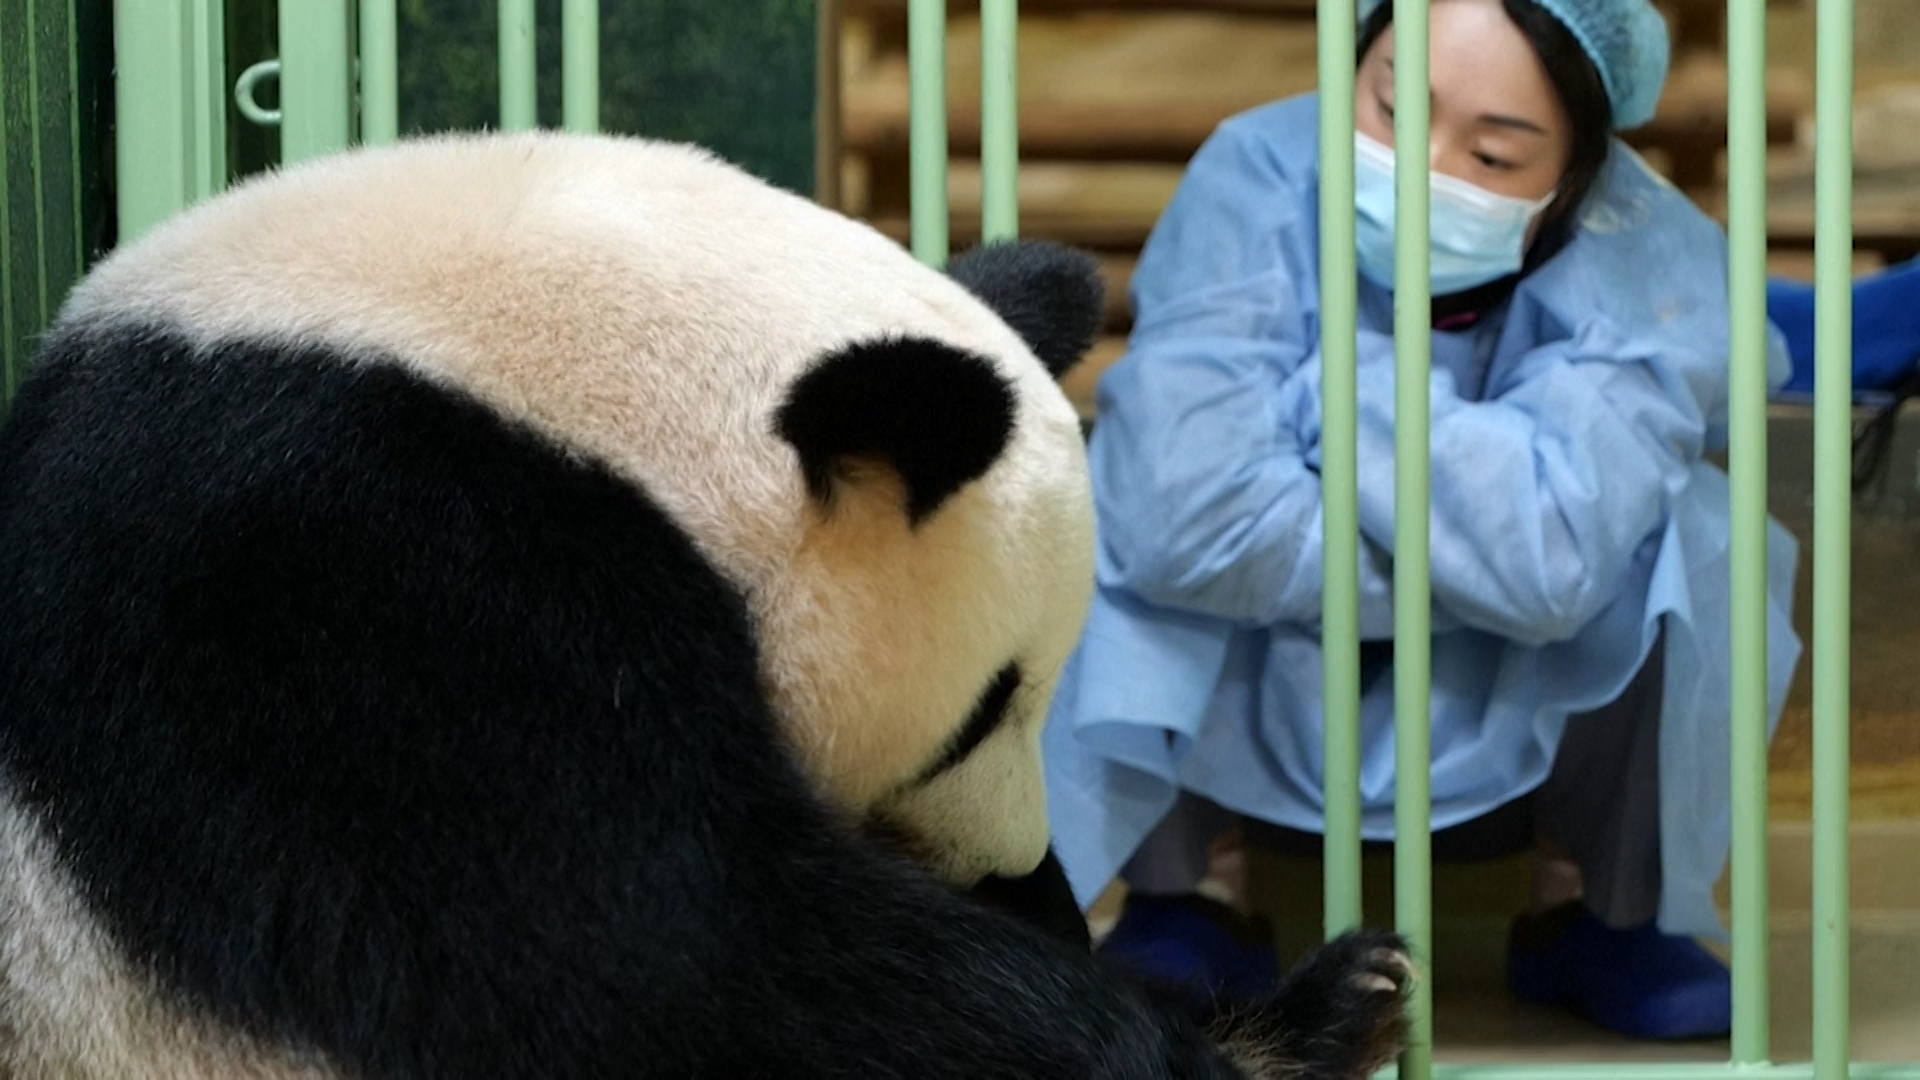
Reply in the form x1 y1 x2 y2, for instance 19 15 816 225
1316 0 1363 940
908 0 948 265
1391 0 1433 1077
112 0 195 241
189 0 223 195
498 0 537 131
277 0 352 163
1374 1060 1920 1068
360 0 399 144
561 0 600 133
1725 0 1771 1065
1812 0 1855 1074
979 0 1017 242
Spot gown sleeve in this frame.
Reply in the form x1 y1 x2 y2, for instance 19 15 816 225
1340 328 1710 646
1088 118 1406 638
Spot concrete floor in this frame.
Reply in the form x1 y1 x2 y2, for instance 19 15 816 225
1434 911 1920 1066
1081 403 1920 1065
1433 826 1920 1065
1092 820 1920 1066
1762 400 1920 822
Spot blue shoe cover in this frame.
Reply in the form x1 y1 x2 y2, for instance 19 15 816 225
1095 893 1280 1001
1507 904 1732 1041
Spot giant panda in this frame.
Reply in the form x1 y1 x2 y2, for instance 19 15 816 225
0 130 1411 1079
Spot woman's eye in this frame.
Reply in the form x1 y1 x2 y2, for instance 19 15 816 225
1474 152 1513 171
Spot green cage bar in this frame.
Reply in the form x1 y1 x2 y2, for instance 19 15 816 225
1812 0 1855 1076
979 0 1017 243
498 0 537 131
188 0 224 198
112 0 223 242
1397 1060 1920 1068
1316 0 1363 941
360 0 399 145
908 0 948 265
276 0 351 164
562 0 599 133
1390 1 1434 1078
1725 0 1771 1065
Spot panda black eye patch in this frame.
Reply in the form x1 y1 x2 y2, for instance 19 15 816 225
909 663 1023 788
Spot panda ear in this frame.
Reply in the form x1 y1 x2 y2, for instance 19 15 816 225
945 240 1105 380
775 336 1016 527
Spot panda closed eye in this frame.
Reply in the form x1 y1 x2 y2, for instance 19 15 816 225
909 663 1022 789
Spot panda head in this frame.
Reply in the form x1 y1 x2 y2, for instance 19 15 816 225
770 239 1105 883
60 131 1104 886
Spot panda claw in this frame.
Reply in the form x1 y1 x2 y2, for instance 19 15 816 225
1212 930 1414 1080
1372 946 1418 980
1352 972 1398 994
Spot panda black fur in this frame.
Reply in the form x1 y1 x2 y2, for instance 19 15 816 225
0 131 1411 1079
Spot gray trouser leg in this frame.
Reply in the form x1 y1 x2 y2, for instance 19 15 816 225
1124 634 1667 923
1119 790 1235 896
1533 631 1667 929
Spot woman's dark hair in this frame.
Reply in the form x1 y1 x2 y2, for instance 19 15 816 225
1358 0 1613 240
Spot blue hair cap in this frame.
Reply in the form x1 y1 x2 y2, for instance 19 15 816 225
1357 0 1670 130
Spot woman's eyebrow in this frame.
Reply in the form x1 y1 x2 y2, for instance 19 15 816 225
1479 113 1550 136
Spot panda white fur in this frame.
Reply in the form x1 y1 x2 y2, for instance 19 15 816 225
0 131 1410 1079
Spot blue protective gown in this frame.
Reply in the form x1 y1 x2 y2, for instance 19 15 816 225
1041 94 1803 943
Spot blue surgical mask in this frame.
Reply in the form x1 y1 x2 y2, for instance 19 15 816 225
1352 131 1555 296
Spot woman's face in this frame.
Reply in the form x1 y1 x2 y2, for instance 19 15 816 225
1357 0 1573 212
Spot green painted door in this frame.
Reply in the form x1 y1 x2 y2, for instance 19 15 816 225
387 0 818 196
0 0 112 413
217 1 819 198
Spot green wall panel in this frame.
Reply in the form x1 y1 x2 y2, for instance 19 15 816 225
0 0 110 412
0 0 812 414
391 0 817 197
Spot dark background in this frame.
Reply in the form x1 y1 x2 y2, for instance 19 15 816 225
0 0 821 413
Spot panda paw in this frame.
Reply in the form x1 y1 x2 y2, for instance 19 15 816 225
1212 930 1416 1080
